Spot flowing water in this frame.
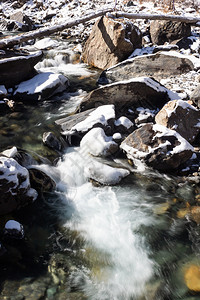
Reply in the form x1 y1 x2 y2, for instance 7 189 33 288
0 38 199 300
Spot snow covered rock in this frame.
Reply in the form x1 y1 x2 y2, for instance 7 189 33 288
191 84 200 108
0 156 38 215
99 52 196 84
84 159 130 185
114 116 134 134
0 85 7 98
0 50 43 88
58 105 116 145
14 72 69 101
4 220 24 239
135 107 157 126
155 100 200 143
120 123 194 171
82 16 142 69
150 20 191 45
80 127 118 157
79 77 180 112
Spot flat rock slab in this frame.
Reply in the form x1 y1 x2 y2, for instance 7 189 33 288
79 77 180 112
99 51 198 83
0 50 43 88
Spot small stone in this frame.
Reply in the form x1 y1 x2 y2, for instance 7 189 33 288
184 265 200 292
112 133 122 143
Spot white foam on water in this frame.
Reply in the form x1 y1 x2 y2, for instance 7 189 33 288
50 147 156 300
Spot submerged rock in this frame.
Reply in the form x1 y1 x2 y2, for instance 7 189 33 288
13 72 69 101
79 77 179 112
184 264 200 292
155 100 200 143
0 156 38 215
120 123 193 171
99 52 196 83
82 16 142 69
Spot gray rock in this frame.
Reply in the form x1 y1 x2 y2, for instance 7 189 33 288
120 123 193 171
80 77 179 112
43 132 63 151
82 16 142 69
4 220 24 239
150 20 191 45
99 52 195 83
0 50 43 88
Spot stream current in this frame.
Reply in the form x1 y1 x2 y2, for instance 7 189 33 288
0 38 200 300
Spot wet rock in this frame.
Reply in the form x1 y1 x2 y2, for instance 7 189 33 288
29 167 56 193
82 16 142 69
191 84 200 108
43 132 63 151
0 156 38 215
80 127 118 157
14 72 69 101
0 50 43 88
80 77 179 112
150 20 191 45
155 100 200 143
4 220 24 239
120 123 194 171
184 264 200 292
99 52 195 84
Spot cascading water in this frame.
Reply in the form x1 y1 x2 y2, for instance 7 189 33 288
41 146 158 300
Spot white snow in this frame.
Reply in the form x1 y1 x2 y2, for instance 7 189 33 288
34 37 59 50
84 159 130 185
14 72 69 96
5 220 22 231
80 127 118 157
2 146 18 158
114 116 133 129
69 104 115 133
0 85 7 96
0 51 43 64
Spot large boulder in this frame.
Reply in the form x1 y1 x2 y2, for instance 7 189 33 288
82 16 142 69
191 84 200 108
79 77 180 112
0 50 43 88
13 72 69 101
120 123 193 171
155 100 200 143
150 20 191 45
0 156 38 215
99 51 196 83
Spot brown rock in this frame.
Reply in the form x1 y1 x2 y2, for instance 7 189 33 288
82 16 142 69
184 264 200 292
191 84 200 108
150 20 191 45
155 100 200 143
120 123 193 171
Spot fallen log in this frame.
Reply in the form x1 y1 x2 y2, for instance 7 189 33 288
0 8 113 50
108 12 200 25
0 9 199 50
